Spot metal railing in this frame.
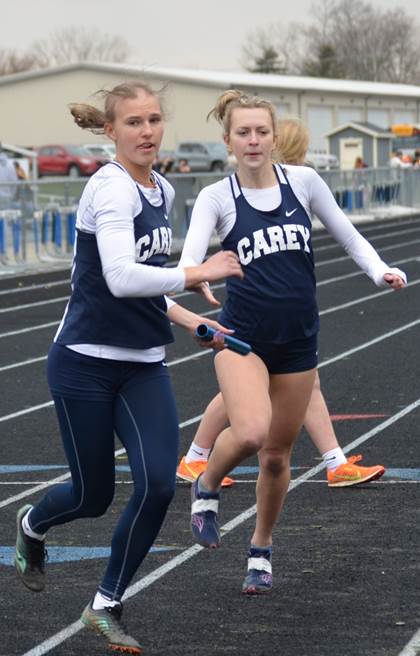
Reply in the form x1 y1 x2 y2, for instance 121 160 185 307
319 167 420 213
1 168 419 268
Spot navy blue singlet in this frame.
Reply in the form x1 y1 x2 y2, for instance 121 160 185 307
219 165 319 344
56 163 174 350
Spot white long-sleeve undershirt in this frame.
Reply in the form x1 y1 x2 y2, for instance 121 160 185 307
180 164 407 287
67 163 184 362
77 163 185 297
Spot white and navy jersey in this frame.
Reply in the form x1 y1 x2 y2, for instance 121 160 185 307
219 166 317 343
181 163 407 344
55 162 185 354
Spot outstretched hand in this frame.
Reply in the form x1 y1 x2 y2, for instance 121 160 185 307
383 273 406 289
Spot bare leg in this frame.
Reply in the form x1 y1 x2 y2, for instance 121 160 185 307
200 350 271 492
251 368 316 547
193 393 228 450
303 370 340 455
192 371 339 457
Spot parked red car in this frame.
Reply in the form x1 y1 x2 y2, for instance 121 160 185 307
36 145 108 177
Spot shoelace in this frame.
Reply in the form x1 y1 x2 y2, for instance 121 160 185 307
28 539 48 568
347 455 363 465
105 604 129 634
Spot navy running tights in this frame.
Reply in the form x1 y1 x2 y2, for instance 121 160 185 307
29 344 179 600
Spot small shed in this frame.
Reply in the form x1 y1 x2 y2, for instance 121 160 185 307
325 122 393 169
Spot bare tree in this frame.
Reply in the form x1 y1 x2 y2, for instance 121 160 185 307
240 0 420 83
0 49 36 76
0 27 133 78
29 27 132 68
302 0 420 82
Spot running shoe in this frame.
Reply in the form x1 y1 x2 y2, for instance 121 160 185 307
177 456 234 487
242 545 273 595
15 504 47 592
190 475 220 549
327 455 385 487
81 601 143 654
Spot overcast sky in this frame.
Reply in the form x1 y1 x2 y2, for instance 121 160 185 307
2 0 420 71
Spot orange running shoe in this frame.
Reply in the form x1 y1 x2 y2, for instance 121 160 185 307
327 455 385 487
176 456 234 488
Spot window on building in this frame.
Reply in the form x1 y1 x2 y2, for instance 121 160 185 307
276 103 290 119
367 109 389 129
338 107 363 125
392 110 416 125
307 106 333 151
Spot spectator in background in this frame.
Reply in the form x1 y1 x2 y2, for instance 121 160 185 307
14 160 34 216
390 151 412 168
153 153 174 176
14 160 28 181
412 150 420 167
176 158 191 173
0 148 18 209
354 156 367 169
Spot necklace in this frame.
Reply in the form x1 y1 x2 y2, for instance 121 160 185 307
135 173 156 187
114 158 156 187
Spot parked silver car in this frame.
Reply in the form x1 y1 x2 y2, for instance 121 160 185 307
174 141 227 172
306 151 339 170
84 143 116 160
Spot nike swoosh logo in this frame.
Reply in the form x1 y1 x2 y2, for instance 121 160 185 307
285 209 297 217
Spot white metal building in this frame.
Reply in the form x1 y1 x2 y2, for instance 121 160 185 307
1 62 420 152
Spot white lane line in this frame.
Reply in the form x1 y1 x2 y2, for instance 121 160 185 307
398 628 420 655
0 298 220 341
0 321 60 339
0 277 226 299
314 225 420 253
0 401 54 424
2 277 419 375
319 278 420 317
0 343 215 375
2 314 420 508
318 237 420 267
0 296 69 314
318 317 420 369
0 414 203 510
0 281 226 314
0 356 47 372
2 313 420 430
2 235 418 314
20 397 420 656
2 216 418 297
1 255 416 341
2 479 419 486
316 256 417 288
0 280 70 297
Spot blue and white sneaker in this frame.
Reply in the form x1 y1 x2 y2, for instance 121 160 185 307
242 545 273 595
191 475 220 549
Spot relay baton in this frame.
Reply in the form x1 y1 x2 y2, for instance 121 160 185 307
195 323 252 356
